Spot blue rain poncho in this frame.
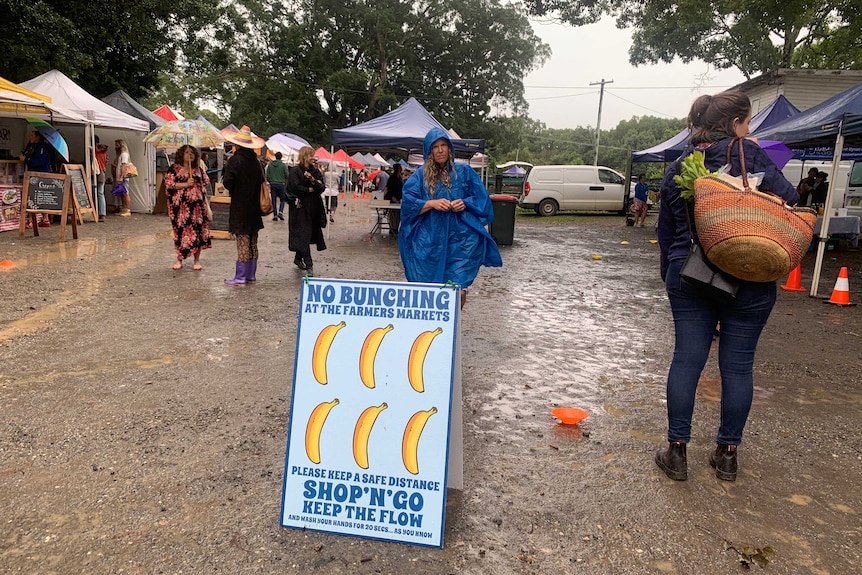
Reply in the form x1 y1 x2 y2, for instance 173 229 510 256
398 128 502 289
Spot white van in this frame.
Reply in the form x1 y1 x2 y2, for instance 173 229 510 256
518 165 627 216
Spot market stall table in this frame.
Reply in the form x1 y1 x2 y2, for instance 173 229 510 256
814 215 860 248
367 200 400 239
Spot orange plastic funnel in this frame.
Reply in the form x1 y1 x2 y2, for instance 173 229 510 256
551 407 589 425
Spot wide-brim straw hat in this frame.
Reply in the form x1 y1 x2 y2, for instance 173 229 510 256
223 125 265 149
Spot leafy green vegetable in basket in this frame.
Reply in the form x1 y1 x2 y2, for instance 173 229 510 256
673 151 716 201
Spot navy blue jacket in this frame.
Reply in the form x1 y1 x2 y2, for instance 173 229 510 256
657 138 799 280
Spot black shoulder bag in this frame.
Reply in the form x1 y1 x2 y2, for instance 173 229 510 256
678 199 740 299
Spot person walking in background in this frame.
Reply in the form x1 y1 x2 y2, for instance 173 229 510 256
93 135 108 221
19 130 52 173
655 91 798 482
322 165 339 223
165 145 211 271
287 146 326 276
222 126 265 285
266 151 289 221
384 163 403 236
112 139 132 217
633 173 649 227
398 127 502 309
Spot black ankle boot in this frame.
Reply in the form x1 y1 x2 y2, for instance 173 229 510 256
710 444 738 481
294 255 306 270
655 440 687 481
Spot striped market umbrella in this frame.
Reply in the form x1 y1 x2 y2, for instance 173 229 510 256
24 116 69 161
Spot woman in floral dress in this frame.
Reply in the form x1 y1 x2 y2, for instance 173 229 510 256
165 145 212 270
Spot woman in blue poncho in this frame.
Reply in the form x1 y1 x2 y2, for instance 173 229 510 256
398 127 502 308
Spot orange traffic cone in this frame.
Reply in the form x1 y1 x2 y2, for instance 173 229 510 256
824 267 856 306
780 265 807 292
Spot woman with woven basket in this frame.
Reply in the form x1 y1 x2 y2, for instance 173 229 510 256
655 91 799 482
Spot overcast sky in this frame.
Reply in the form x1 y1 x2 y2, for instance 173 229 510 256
519 17 750 130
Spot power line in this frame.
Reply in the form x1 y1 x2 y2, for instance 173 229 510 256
527 90 598 101
603 89 678 118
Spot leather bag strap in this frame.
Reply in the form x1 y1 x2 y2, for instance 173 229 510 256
726 137 751 191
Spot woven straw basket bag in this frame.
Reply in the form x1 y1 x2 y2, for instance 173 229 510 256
693 139 817 283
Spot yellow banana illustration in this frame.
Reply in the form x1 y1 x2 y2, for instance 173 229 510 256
407 327 443 392
305 398 339 464
401 407 437 475
352 402 388 469
311 321 346 384
359 324 394 388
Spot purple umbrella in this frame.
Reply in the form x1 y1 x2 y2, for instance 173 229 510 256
757 139 794 169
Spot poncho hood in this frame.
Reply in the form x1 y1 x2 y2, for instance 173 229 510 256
422 127 452 160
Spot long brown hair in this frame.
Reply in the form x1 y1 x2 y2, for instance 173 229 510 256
688 91 751 145
423 141 454 197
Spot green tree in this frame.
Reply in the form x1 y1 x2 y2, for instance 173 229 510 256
0 0 217 98
170 0 550 143
522 0 862 78
486 115 686 177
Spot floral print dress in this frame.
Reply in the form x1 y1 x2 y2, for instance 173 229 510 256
165 164 212 258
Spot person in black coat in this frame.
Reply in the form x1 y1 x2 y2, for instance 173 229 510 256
384 163 404 235
222 126 265 285
287 146 327 276
811 171 829 208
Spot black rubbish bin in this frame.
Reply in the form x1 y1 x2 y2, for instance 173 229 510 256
489 194 517 246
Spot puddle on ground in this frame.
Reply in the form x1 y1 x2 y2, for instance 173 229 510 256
602 403 631 417
470 226 674 442
627 429 664 442
12 232 169 268
6 354 188 388
551 423 587 442
0 236 167 343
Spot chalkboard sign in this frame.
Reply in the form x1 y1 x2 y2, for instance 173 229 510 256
63 164 97 223
25 173 66 211
19 170 77 241
209 195 231 239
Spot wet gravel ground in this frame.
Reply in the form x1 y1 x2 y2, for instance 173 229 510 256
1 203 861 574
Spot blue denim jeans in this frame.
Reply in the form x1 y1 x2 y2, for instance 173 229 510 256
664 258 776 446
270 183 286 215
95 179 106 217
